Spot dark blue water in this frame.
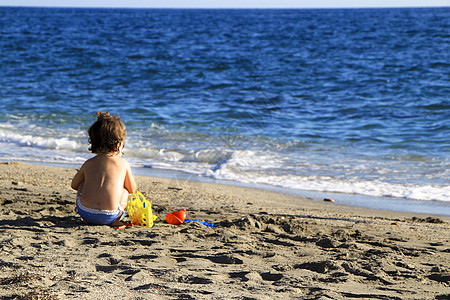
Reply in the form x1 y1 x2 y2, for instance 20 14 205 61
0 7 449 211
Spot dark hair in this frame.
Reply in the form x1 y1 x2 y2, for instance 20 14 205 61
88 112 126 154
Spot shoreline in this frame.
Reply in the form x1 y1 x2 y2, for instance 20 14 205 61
21 159 450 217
0 162 449 299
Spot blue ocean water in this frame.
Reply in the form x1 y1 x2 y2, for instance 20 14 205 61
0 7 449 213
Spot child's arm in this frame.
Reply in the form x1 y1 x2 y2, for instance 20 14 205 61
71 165 85 191
123 161 137 194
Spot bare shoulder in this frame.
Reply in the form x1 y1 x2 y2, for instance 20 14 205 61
107 156 131 169
82 155 100 167
117 157 131 168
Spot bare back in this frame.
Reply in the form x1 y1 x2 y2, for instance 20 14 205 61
72 153 137 210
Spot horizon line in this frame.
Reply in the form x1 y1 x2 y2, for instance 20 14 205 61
1 5 449 9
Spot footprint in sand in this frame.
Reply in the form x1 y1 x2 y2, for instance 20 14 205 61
178 274 213 284
208 254 243 265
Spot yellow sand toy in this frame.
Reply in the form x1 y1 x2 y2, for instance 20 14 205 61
127 191 157 227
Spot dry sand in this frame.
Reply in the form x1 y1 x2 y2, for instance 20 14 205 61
0 162 449 299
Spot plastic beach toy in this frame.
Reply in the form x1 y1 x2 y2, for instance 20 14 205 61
127 191 156 227
184 219 217 227
165 209 186 225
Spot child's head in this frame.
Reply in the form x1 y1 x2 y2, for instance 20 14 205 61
88 112 126 154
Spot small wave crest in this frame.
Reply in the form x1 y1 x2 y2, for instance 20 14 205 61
0 128 83 152
204 150 450 202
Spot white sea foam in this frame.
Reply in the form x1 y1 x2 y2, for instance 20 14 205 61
129 147 450 203
202 150 450 202
208 169 450 202
128 146 450 203
0 128 83 152
1 124 448 203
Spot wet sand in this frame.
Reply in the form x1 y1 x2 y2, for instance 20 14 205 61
0 162 449 299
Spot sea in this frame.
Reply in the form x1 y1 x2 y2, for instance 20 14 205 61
0 7 449 216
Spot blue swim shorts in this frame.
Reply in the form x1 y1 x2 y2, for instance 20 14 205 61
77 198 124 225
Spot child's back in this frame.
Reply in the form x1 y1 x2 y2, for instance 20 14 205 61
76 153 135 211
71 112 136 226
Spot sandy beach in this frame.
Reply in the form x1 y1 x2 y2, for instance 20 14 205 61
0 162 449 299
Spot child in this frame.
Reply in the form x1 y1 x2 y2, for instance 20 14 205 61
71 112 137 226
